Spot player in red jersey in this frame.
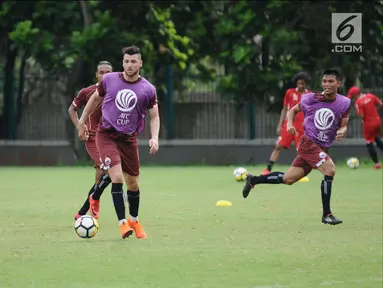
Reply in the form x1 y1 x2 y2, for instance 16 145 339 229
261 72 311 175
348 86 383 169
68 61 113 219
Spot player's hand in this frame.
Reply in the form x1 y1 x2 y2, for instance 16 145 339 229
336 128 347 141
77 122 89 141
287 124 297 135
149 138 159 154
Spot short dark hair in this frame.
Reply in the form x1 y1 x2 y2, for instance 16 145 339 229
323 68 341 80
97 61 112 68
122 45 141 56
292 72 311 85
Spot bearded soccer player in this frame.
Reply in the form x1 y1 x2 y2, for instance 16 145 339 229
69 61 113 220
261 72 311 176
77 46 160 239
242 69 351 225
348 86 383 169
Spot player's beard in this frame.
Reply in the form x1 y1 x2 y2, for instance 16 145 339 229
125 69 139 78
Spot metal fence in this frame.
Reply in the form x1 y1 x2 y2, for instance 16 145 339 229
1 76 382 141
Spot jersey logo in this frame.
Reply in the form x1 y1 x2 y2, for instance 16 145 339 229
115 89 137 112
314 108 335 130
293 93 298 101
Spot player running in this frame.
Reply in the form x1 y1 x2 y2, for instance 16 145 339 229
243 69 351 225
261 72 311 176
348 86 383 169
68 61 113 220
77 46 160 239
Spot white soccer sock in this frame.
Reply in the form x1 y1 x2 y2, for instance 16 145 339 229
119 219 127 226
130 216 138 222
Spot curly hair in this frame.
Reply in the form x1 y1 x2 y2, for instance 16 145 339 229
292 72 311 85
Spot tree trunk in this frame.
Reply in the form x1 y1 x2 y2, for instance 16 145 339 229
64 0 94 161
15 52 27 130
1 39 17 139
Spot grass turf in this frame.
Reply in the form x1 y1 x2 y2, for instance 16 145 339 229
0 166 382 288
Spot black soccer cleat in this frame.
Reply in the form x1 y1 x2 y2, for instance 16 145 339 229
322 214 343 225
242 173 254 199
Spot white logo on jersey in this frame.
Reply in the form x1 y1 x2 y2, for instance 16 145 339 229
314 108 335 130
293 93 298 101
115 89 137 112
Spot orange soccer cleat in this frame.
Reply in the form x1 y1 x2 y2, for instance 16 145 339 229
128 219 147 239
261 168 271 176
119 221 134 239
74 212 83 220
373 163 382 169
89 194 100 219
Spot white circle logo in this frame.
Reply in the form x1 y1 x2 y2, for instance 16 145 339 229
314 108 335 130
319 152 327 159
115 89 137 112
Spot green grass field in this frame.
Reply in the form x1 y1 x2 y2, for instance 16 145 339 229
0 165 382 288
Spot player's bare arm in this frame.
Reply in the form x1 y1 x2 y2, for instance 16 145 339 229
148 105 160 154
277 106 288 135
68 103 80 128
335 114 349 141
286 103 301 135
77 90 102 141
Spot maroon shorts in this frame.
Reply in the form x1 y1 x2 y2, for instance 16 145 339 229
292 135 330 175
96 128 140 176
363 122 381 143
84 140 101 168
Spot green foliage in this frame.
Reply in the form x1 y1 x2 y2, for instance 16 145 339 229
1 0 382 106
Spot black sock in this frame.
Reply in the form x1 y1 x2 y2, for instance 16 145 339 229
78 184 97 215
250 172 285 185
127 190 140 219
92 174 112 200
267 161 274 171
111 183 126 221
321 175 333 217
375 137 383 152
366 143 379 164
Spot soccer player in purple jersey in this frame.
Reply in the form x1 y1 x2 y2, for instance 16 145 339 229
77 46 160 239
242 69 351 225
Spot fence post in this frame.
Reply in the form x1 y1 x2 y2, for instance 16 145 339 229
248 99 255 139
3 76 16 140
166 64 174 139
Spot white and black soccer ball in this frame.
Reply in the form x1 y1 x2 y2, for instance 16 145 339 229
74 215 99 239
347 157 360 169
233 167 248 181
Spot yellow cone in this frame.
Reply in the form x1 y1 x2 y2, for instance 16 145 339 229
216 200 232 207
298 176 310 183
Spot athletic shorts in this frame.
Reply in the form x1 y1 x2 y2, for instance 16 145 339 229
363 122 381 143
96 128 140 176
277 123 304 149
292 135 330 176
84 140 101 168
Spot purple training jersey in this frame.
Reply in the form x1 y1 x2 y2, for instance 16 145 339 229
299 92 351 147
97 72 157 135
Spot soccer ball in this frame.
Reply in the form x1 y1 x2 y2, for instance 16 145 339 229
233 167 248 181
74 215 99 239
347 157 360 169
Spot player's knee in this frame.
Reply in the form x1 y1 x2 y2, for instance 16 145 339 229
326 166 336 177
109 172 124 183
282 175 295 185
126 176 139 191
